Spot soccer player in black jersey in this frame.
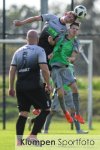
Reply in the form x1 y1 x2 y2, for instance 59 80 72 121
9 29 52 145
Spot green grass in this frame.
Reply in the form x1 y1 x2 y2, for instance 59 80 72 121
0 120 100 150
0 76 100 150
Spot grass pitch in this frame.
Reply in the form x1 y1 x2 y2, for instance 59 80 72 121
0 120 100 150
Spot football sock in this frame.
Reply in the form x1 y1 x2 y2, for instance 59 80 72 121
31 110 50 135
71 113 80 131
73 93 80 114
58 95 66 114
43 112 55 131
16 115 27 140
74 120 81 130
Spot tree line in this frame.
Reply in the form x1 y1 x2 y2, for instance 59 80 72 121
0 0 100 75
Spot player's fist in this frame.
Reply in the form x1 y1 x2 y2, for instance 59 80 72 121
13 20 22 26
9 89 15 97
45 84 52 94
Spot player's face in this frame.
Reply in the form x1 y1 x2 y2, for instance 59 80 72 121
64 12 76 23
69 25 79 36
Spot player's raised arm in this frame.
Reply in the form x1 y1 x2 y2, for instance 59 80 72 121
13 15 42 26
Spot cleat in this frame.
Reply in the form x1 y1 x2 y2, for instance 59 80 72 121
32 109 41 115
74 114 85 124
77 129 89 134
27 117 33 131
65 111 73 123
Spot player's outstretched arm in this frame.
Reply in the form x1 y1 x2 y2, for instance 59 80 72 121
13 15 42 26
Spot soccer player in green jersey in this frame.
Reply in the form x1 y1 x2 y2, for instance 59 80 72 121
49 22 85 124
42 84 88 134
13 11 77 70
28 64 88 134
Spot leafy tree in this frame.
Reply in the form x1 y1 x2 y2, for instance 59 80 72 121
67 0 100 75
0 5 40 37
0 1 100 75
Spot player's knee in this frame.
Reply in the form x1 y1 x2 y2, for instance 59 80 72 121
73 89 78 93
58 93 63 99
70 82 78 92
71 85 78 93
19 111 28 118
57 88 64 98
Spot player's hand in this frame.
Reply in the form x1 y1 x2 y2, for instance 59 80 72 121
48 53 53 59
13 20 22 26
48 36 55 45
9 89 15 97
68 57 75 63
45 84 52 94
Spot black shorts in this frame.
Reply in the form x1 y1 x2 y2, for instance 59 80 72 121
16 86 51 112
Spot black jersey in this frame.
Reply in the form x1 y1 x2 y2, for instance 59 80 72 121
11 44 47 89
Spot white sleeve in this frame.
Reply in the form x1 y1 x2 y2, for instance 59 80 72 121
11 52 17 66
38 48 47 64
41 14 56 22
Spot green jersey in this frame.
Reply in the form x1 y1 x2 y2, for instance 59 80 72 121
49 35 79 66
47 26 59 39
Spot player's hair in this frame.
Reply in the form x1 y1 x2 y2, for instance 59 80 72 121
70 22 80 27
70 11 77 21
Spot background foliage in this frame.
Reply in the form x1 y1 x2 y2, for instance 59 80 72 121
0 0 99 124
0 0 100 75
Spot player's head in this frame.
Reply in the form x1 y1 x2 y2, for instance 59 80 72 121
69 22 81 36
26 29 39 44
70 21 81 27
62 11 77 24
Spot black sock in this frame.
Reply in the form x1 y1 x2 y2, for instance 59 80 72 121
16 115 27 140
31 110 50 135
31 118 35 124
73 93 80 114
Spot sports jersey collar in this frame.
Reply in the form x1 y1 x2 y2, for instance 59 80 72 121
65 34 75 41
59 18 66 25
65 34 76 41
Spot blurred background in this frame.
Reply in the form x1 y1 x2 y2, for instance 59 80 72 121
0 0 100 130
0 0 100 75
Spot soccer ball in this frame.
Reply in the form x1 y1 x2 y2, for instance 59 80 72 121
74 5 87 19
